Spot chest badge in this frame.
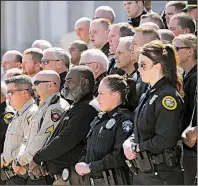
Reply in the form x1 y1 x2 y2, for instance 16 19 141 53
149 95 158 105
106 118 116 129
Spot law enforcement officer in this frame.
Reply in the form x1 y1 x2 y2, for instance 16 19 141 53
0 82 15 185
79 49 108 97
1 75 38 185
75 74 137 185
123 40 184 185
29 66 99 185
173 34 197 185
12 70 70 185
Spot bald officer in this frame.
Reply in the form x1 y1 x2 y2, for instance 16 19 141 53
1 75 38 185
12 70 70 185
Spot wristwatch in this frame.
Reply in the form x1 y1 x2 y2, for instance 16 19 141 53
132 145 137 152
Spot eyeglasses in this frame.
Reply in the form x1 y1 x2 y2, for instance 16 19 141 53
41 59 60 65
33 80 56 86
80 62 98 66
7 89 29 96
174 46 190 51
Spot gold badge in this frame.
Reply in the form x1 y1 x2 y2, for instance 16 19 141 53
3 113 14 124
162 96 177 110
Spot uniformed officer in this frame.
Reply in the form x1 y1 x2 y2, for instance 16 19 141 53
1 75 38 185
0 81 15 185
123 40 184 185
75 74 137 185
173 34 197 185
11 70 70 185
29 66 99 185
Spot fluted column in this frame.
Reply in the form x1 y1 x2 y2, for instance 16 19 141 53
3 1 17 50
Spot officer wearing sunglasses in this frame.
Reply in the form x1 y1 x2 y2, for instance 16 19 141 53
123 40 184 185
11 70 70 185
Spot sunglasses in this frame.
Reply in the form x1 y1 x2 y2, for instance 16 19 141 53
174 46 190 51
138 62 156 71
33 80 56 86
7 89 29 96
41 59 60 65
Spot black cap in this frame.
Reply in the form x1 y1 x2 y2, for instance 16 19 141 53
182 0 197 12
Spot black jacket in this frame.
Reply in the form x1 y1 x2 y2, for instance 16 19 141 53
127 70 148 101
107 57 125 76
59 71 67 91
93 72 106 97
101 42 110 57
0 101 15 153
182 64 197 151
128 10 147 27
132 77 184 154
33 93 99 174
79 106 133 178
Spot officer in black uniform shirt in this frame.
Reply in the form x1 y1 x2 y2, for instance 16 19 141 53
29 66 99 185
75 75 137 185
0 81 15 185
123 40 184 185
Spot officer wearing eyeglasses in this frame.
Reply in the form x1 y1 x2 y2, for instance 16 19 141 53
11 70 70 185
0 81 15 185
1 75 38 185
123 40 184 185
40 48 71 92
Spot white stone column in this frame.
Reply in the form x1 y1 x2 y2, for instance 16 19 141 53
3 1 17 50
38 1 51 40
49 1 68 46
83 1 95 19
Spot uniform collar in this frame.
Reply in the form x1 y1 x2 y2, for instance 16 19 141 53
39 93 58 107
150 77 169 93
107 104 123 118
128 10 147 27
18 98 35 116
101 42 110 56
184 64 197 80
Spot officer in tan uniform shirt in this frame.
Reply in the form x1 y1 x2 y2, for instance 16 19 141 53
13 70 70 185
1 75 38 185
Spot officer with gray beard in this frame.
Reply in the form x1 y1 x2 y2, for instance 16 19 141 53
29 66 99 185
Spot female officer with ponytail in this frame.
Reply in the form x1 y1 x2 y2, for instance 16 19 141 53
75 74 137 185
123 40 184 185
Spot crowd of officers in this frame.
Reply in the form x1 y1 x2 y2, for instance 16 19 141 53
0 0 197 185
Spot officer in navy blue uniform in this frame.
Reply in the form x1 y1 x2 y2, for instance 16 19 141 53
75 75 137 185
123 40 184 185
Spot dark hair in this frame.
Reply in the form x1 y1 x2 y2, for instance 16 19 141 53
15 53 23 63
171 13 196 34
140 40 183 95
70 66 95 93
102 74 138 111
23 48 43 63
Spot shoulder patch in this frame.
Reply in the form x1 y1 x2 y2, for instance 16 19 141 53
51 109 62 122
162 96 177 110
122 120 133 132
3 112 14 124
45 125 54 134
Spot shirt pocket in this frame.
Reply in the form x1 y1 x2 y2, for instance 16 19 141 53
96 127 114 156
10 124 24 147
